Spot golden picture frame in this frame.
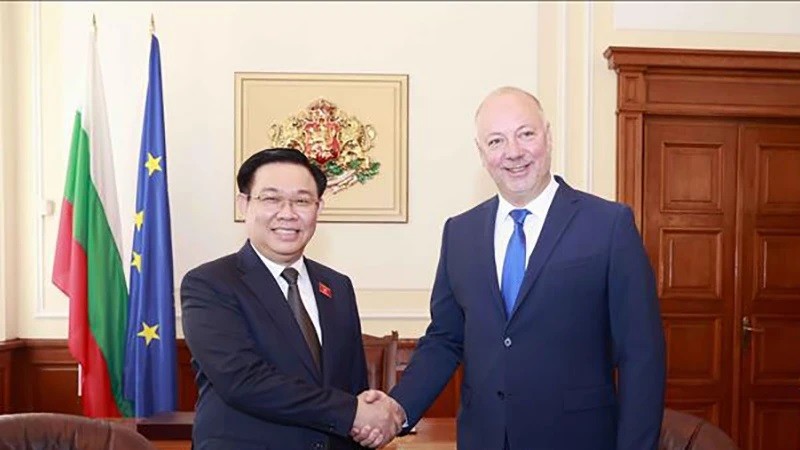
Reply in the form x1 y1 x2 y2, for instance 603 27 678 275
234 72 409 223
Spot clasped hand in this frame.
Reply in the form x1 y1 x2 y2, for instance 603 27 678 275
350 390 406 448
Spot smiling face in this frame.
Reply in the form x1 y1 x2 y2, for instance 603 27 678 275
236 162 322 265
475 89 553 207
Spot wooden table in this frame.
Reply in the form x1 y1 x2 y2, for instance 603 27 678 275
384 418 455 450
118 413 456 450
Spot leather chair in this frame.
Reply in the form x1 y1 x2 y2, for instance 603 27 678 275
660 408 739 450
362 331 399 391
0 412 156 450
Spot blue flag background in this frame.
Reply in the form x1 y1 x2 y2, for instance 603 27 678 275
123 34 177 417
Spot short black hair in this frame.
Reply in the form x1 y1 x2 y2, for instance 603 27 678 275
236 147 327 198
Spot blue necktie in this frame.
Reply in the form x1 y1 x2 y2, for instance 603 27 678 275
501 209 530 317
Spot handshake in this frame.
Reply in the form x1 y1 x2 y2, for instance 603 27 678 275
350 390 407 448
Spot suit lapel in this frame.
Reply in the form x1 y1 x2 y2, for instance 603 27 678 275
237 243 322 383
508 179 580 321
305 259 336 386
479 197 508 321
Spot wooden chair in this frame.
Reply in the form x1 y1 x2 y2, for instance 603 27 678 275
0 413 157 449
659 409 739 450
361 331 399 391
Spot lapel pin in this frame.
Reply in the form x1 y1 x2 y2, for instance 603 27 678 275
319 282 332 298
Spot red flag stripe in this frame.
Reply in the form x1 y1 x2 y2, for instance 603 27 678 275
53 199 121 417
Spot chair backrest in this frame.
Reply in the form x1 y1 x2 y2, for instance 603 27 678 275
660 409 739 450
0 413 156 450
361 331 399 391
382 330 399 391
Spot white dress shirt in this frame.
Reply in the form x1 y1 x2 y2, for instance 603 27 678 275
493 174 560 290
251 243 323 345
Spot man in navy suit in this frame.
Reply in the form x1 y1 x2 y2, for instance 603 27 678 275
354 87 666 449
182 148 405 450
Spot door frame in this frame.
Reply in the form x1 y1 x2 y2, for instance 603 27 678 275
604 46 800 229
604 46 800 442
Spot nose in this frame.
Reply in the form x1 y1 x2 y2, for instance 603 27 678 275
505 137 525 159
275 199 298 217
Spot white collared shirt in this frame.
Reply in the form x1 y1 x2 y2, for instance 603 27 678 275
493 174 560 289
251 243 323 345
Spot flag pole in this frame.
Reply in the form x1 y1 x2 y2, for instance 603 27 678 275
76 11 96 401
150 14 155 35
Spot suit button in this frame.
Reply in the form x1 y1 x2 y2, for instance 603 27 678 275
497 391 505 400
504 337 512 347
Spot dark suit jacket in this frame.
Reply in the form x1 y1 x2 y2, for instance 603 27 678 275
181 242 369 450
390 177 666 450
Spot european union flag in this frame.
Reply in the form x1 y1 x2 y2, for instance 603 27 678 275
123 34 177 417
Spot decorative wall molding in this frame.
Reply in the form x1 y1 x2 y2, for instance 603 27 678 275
35 286 434 321
548 3 596 192
32 2 49 319
556 2 568 178
584 1 594 192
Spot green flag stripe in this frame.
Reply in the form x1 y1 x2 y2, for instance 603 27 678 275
70 112 132 416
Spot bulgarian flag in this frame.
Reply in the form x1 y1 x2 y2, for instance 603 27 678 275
52 29 132 418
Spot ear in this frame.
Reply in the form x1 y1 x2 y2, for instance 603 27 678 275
235 193 249 218
475 138 488 167
545 121 553 153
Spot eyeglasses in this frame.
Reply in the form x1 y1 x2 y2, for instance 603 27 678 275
244 193 320 212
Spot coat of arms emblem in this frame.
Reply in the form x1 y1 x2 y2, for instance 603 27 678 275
268 98 381 195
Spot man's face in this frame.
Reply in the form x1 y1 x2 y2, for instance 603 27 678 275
237 163 322 265
475 91 552 206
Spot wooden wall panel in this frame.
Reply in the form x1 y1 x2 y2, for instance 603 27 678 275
0 339 24 414
24 340 82 415
396 339 462 418
176 341 196 412
3 337 462 418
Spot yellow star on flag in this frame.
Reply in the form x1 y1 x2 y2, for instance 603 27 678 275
137 322 160 346
134 210 144 232
144 152 163 176
131 251 142 272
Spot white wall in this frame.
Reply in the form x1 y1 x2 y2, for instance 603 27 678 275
0 1 28 340
0 2 10 340
3 1 800 340
589 2 800 205
613 1 800 35
15 1 541 338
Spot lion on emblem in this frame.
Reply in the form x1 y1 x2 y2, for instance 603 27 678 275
269 98 380 195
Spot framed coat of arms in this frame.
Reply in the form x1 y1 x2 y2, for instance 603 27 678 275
234 72 409 223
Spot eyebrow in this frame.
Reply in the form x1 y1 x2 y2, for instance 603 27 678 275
484 125 536 137
255 187 315 197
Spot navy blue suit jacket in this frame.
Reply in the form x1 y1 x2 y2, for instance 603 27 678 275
181 242 369 450
390 177 666 450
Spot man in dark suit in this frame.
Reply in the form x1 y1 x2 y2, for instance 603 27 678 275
354 87 666 449
181 148 404 450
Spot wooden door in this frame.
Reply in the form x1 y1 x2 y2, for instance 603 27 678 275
738 124 800 450
606 46 800 448
643 118 739 432
643 119 800 448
